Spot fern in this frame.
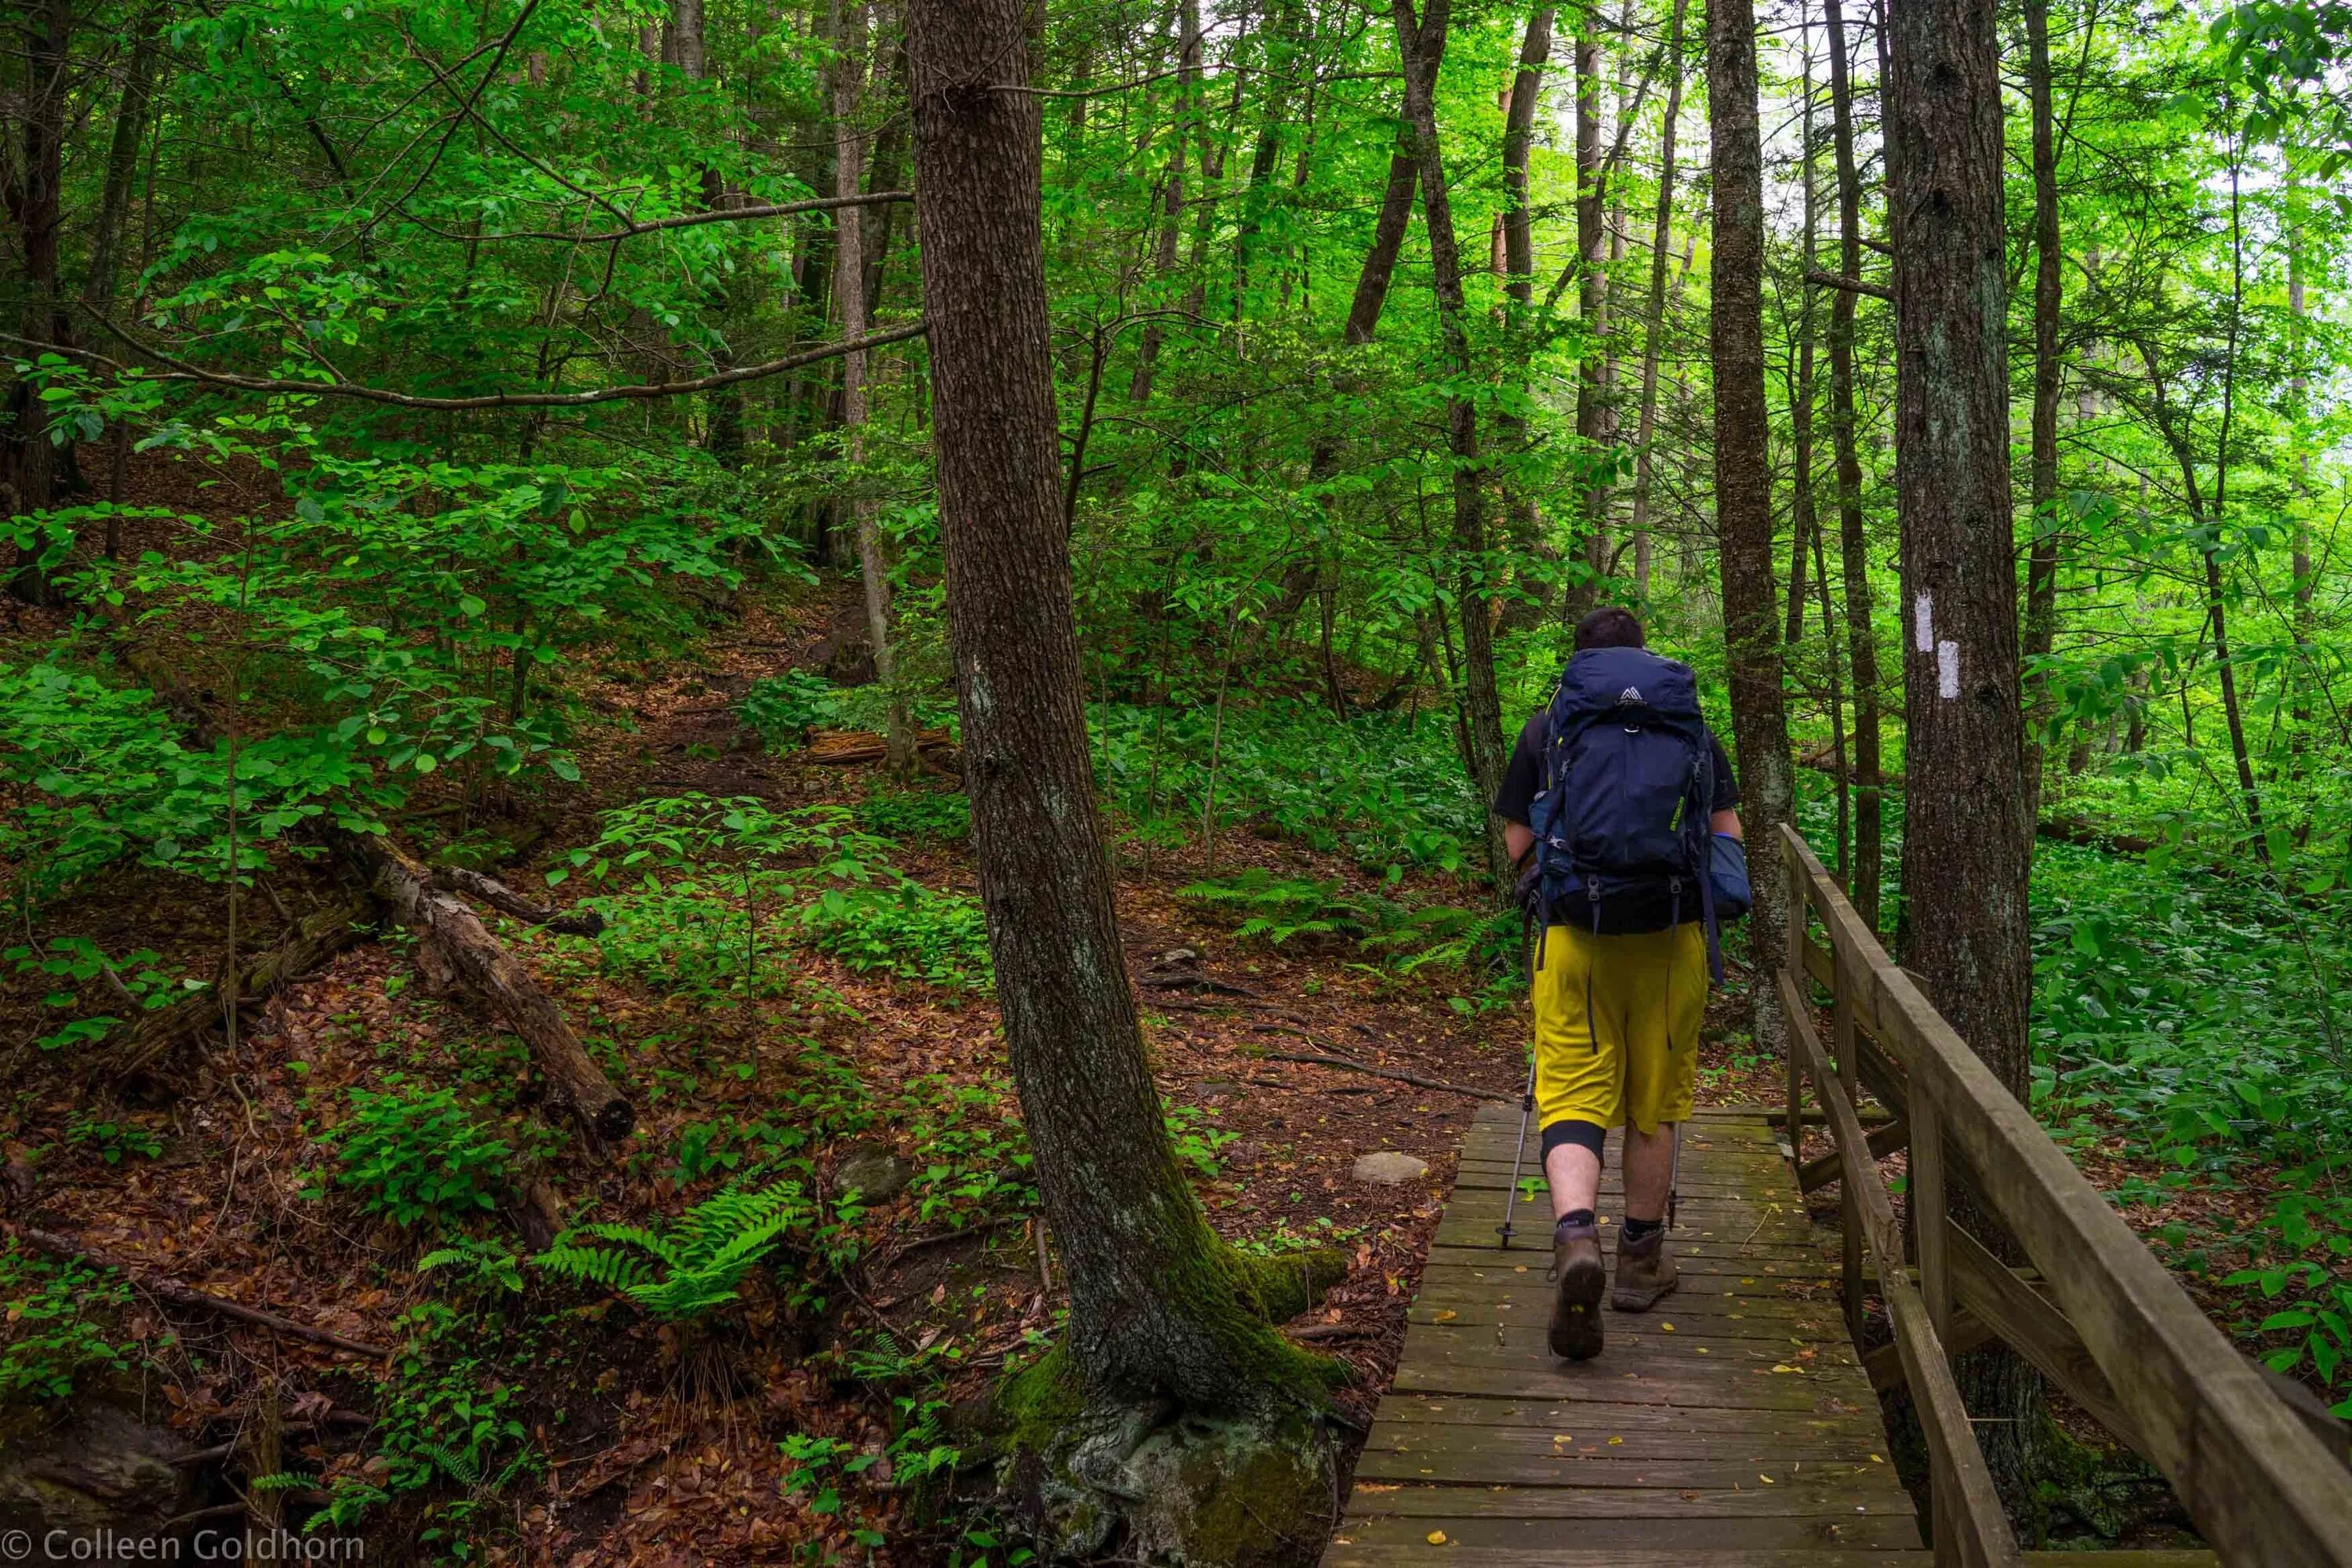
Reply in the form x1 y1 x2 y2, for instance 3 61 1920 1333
534 1179 811 1319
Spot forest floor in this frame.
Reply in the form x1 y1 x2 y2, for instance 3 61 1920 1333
0 568 2295 1563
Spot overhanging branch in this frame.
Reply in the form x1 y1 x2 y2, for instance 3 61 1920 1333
81 312 928 410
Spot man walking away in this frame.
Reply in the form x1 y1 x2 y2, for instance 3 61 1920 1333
1494 607 1743 1361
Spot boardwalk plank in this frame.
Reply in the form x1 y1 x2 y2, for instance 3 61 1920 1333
1321 1106 1922 1564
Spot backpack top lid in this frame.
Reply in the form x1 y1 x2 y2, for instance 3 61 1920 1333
1549 644 1702 724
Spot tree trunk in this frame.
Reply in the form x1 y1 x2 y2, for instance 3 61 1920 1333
1822 0 1883 933
2020 0 2064 822
833 0 913 771
1396 0 1509 885
2287 160 2314 768
1494 5 1557 630
1627 0 1690 599
1708 0 1794 1047
3 0 72 594
84 9 162 314
1568 18 1610 615
1127 0 1202 405
905 0 1337 1424
1886 0 2040 1504
1784 23 1820 652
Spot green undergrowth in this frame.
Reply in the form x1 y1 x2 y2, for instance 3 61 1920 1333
1174 867 1519 1008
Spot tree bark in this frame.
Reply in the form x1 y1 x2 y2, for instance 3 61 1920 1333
833 0 913 772
906 0 1335 1411
2020 0 2065 822
1708 0 1794 1045
1887 0 2040 1500
1493 6 1557 630
1784 24 1821 652
1396 0 1509 884
1627 0 1690 598
1821 0 1883 932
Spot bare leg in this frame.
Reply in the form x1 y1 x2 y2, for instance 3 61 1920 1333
1621 1122 1676 1221
1544 1142 1601 1221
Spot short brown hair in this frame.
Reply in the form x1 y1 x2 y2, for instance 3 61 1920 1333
1573 606 1646 651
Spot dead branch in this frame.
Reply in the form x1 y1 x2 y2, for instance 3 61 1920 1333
1246 1025 1512 1103
435 865 604 935
5 1223 391 1359
804 726 958 764
82 313 927 410
96 896 375 1086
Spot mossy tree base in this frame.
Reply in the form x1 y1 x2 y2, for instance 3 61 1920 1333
994 1354 1338 1566
987 1245 1352 1566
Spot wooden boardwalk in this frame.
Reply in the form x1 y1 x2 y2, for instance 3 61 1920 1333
1323 1103 1926 1566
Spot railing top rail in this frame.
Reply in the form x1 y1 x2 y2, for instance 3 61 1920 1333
1777 825 2352 1568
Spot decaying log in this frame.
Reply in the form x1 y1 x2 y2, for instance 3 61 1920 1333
4 1222 391 1359
364 839 635 1144
96 896 375 1085
434 865 604 935
804 726 957 765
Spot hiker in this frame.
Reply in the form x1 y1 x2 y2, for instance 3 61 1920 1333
1494 606 1746 1361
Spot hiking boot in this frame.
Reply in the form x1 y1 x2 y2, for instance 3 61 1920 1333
1611 1225 1678 1312
1548 1219 1606 1360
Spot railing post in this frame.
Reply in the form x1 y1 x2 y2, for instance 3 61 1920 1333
1835 950 1865 1343
1912 1087 1958 1565
1782 831 1806 1160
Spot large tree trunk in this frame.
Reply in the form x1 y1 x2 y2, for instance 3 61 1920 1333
1396 0 1509 884
2020 0 2065 822
1822 0 1884 932
1627 0 1690 598
905 0 1337 1443
832 0 913 772
1887 0 2041 1504
1708 0 1793 1046
1784 25 1820 654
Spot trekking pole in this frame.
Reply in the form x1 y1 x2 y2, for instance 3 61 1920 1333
1497 1044 1538 1250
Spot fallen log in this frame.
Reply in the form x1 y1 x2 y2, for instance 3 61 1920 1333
434 865 604 936
4 1222 391 1359
805 726 957 765
362 839 635 1145
97 895 375 1085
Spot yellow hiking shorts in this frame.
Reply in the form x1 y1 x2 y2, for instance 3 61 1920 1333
1532 921 1708 1136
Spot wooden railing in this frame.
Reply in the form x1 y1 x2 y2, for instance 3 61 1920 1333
1776 826 2352 1567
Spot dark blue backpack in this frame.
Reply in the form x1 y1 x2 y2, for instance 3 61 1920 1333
1517 646 1730 983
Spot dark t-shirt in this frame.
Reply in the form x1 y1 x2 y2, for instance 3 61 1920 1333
1490 710 1740 827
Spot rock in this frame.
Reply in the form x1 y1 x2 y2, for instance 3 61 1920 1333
1154 948 1199 967
833 1144 913 1203
0 1400 193 1541
1351 1151 1429 1186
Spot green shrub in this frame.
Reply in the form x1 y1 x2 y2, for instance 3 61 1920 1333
856 788 971 843
0 1242 132 1403
318 1081 512 1228
740 670 845 750
800 880 993 990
